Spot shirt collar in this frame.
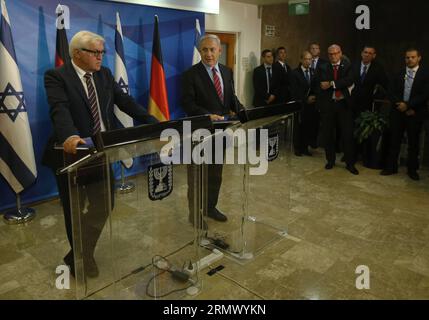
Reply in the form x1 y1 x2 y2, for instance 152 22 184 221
361 62 371 69
407 65 419 73
301 65 310 73
264 63 272 69
71 60 92 78
278 60 285 67
203 62 220 73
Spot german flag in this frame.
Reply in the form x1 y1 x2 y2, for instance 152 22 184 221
55 4 69 67
148 15 170 121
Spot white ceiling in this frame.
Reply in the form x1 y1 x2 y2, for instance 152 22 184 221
230 0 289 5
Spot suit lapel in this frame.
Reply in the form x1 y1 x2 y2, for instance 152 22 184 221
92 71 107 123
65 63 91 110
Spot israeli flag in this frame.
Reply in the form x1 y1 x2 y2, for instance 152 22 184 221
192 18 201 65
114 12 133 168
0 0 37 194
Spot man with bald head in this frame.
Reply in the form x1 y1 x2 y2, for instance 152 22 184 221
317 44 358 174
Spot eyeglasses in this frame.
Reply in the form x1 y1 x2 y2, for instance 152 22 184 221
80 48 106 57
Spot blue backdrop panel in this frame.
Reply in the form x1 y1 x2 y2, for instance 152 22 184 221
0 0 204 211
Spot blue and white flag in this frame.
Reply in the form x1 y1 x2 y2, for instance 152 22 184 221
0 0 37 194
192 18 201 65
114 12 134 168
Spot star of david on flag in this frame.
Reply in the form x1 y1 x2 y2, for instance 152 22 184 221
0 0 37 194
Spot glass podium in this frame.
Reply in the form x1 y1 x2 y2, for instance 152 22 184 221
61 116 211 300
200 102 300 262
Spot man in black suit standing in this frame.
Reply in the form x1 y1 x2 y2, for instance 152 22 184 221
181 34 242 226
309 43 328 73
381 48 429 180
317 44 359 175
272 46 292 103
351 46 388 114
351 46 388 164
43 30 157 277
289 51 318 156
253 49 277 107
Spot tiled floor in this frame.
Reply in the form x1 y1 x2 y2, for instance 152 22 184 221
1 148 428 300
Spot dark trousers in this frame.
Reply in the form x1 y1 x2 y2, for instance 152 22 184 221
55 153 114 261
187 163 223 222
293 103 319 152
321 100 355 165
385 110 423 172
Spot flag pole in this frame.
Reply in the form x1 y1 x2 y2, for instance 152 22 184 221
3 193 36 225
115 164 135 194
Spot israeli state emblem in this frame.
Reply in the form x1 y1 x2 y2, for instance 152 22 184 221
267 134 279 161
148 163 173 201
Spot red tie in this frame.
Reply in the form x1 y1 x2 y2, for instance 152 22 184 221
333 65 342 99
212 67 224 103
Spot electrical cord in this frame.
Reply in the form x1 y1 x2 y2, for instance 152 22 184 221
145 255 199 299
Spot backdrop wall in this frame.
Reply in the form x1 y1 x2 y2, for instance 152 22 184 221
0 0 204 211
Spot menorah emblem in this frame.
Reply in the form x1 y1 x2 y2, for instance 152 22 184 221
267 134 279 161
148 163 173 201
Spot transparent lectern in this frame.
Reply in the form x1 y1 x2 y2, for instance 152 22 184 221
61 116 211 299
200 102 300 262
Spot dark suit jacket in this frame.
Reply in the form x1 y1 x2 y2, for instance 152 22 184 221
42 62 157 168
289 67 318 104
252 64 278 107
272 61 292 103
181 62 241 116
311 57 328 72
388 67 429 119
351 61 388 112
316 59 354 113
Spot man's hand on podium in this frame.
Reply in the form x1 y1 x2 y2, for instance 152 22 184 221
63 136 86 154
209 114 225 121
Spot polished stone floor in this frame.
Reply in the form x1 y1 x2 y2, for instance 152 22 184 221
1 148 429 300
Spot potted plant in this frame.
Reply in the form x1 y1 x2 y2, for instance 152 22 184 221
354 110 388 169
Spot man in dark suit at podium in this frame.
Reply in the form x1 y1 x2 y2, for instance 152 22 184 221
381 48 429 180
290 51 319 156
317 44 359 175
181 34 242 227
42 30 157 277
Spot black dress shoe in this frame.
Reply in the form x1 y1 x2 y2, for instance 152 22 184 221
407 171 420 181
325 163 334 170
346 165 359 175
380 169 397 176
63 252 75 278
294 151 303 157
208 208 228 222
302 150 312 156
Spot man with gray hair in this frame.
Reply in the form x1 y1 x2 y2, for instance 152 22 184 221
181 33 242 227
317 44 358 175
42 30 158 278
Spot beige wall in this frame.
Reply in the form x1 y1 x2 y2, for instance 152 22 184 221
205 0 261 106
260 0 356 69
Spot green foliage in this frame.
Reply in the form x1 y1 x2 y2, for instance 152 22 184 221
354 111 388 144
